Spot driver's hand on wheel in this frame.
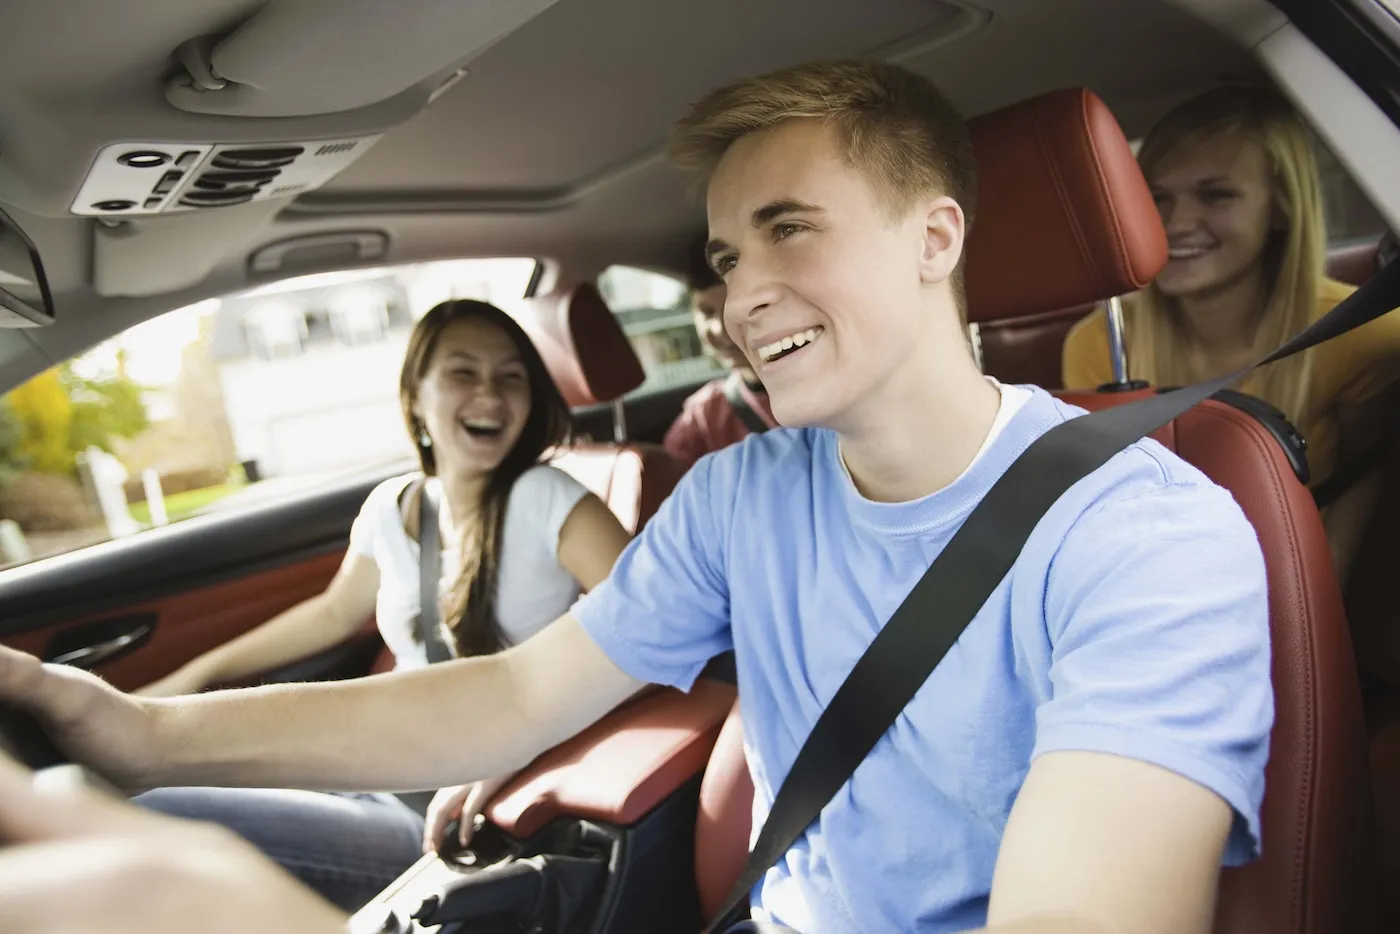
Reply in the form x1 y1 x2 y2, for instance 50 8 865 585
0 752 347 934
0 645 162 790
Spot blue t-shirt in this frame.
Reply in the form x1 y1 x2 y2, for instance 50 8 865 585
573 386 1272 933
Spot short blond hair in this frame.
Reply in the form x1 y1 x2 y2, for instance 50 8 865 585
668 59 977 309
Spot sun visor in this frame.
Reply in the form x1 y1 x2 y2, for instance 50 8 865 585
166 0 561 118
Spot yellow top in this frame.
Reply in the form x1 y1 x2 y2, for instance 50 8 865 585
1061 278 1400 486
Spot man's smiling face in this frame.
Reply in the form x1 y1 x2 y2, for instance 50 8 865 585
706 118 958 431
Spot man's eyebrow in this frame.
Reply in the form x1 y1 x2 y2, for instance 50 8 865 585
704 200 825 268
705 238 730 268
752 199 824 227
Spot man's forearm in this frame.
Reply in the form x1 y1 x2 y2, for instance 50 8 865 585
146 655 537 792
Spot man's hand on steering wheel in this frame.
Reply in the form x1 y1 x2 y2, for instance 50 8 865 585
0 645 163 790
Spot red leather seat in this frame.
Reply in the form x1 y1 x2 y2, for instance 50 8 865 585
693 88 1378 933
518 281 689 534
1341 424 1400 921
1329 239 1384 288
974 304 1091 389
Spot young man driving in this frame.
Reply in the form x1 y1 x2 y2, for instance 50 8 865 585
0 60 1271 934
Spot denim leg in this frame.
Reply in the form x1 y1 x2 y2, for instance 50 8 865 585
136 787 425 912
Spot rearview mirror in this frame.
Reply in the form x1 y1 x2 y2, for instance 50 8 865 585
0 207 55 327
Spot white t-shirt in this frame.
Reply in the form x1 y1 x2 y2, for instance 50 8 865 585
969 379 1033 470
348 464 591 670
838 378 1032 491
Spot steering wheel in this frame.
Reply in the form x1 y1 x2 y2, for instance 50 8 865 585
0 701 70 771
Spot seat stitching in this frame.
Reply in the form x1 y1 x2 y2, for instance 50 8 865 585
1195 403 1313 930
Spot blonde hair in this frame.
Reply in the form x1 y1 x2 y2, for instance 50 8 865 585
668 59 978 314
1126 84 1325 426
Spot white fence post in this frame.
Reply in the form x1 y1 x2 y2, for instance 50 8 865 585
142 468 169 526
84 446 138 538
0 519 29 564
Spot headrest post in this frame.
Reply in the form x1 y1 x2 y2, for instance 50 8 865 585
1105 295 1130 384
967 322 984 373
612 399 628 443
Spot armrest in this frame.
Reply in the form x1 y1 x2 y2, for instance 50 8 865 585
486 678 737 838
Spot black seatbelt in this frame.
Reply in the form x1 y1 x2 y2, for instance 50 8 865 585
723 372 771 435
705 259 1400 933
414 477 455 664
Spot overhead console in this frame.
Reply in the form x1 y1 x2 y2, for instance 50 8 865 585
71 138 382 217
0 0 567 297
66 0 560 219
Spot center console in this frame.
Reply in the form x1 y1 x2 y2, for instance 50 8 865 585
349 681 736 934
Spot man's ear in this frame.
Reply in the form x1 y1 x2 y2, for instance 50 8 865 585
918 196 966 286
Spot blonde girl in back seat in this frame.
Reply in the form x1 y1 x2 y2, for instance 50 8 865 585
1061 84 1400 577
134 298 633 912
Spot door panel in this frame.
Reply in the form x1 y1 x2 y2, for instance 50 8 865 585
42 612 157 670
0 468 397 692
3 550 351 692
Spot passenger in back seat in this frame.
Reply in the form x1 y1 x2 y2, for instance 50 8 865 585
662 242 777 462
0 61 1276 934
1062 85 1400 528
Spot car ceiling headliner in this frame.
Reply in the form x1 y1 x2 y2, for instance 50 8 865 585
0 0 1253 387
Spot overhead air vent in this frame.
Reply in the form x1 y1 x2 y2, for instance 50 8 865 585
315 141 358 157
70 135 381 217
211 147 305 171
180 189 258 209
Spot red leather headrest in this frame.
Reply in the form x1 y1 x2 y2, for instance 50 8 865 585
963 88 1167 324
518 282 646 407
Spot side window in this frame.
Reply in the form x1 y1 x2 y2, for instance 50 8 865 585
1312 138 1390 246
596 264 723 397
0 257 537 570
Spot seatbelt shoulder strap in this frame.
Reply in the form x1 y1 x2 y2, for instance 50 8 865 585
414 476 455 664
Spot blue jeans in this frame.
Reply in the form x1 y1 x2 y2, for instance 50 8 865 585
136 787 425 911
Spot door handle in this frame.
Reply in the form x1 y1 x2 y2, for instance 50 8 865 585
44 615 155 670
48 624 152 668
